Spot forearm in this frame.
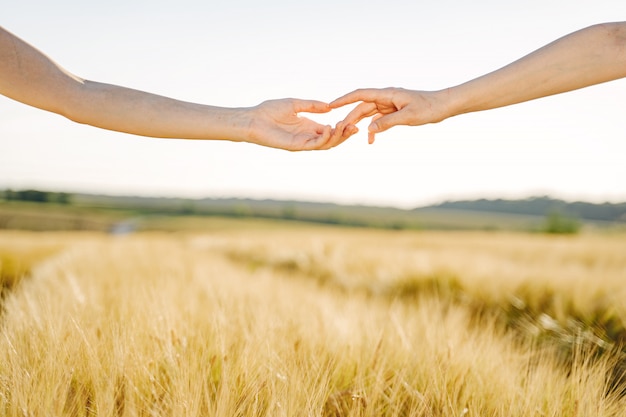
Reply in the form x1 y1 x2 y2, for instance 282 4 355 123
0 26 250 141
446 22 626 117
1 26 333 150
63 80 250 141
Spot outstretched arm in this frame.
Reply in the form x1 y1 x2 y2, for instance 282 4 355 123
0 26 333 151
330 22 626 145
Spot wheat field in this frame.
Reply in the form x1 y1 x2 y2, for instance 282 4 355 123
1 226 626 416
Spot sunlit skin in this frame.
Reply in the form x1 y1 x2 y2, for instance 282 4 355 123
5 22 625 153
0 26 354 151
329 22 626 146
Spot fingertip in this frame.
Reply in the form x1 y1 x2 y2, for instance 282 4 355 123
323 124 332 141
328 98 343 108
295 99 330 114
313 101 331 114
368 131 376 144
345 125 358 138
329 90 361 108
329 94 350 107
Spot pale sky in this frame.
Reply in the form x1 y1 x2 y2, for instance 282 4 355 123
2 1 625 208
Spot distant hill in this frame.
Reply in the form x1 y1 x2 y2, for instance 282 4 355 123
1 190 625 232
427 196 626 223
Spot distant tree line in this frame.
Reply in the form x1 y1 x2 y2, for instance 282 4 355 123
2 190 624 233
433 196 626 223
0 189 71 204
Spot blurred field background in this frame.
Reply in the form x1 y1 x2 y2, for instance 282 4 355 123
1 193 626 415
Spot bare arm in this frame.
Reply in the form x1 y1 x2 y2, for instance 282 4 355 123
330 22 626 144
0 26 333 151
449 22 626 114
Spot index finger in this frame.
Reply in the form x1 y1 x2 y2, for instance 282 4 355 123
292 99 330 114
329 89 386 108
342 101 378 126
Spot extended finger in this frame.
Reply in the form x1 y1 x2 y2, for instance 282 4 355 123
329 88 388 108
292 99 330 114
342 102 378 126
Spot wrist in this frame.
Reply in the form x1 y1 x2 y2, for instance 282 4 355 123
244 101 276 147
433 87 465 121
216 106 253 143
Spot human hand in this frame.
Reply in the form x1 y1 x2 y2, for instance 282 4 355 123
246 98 356 151
329 88 450 144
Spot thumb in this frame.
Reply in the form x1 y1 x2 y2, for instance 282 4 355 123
369 110 410 133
